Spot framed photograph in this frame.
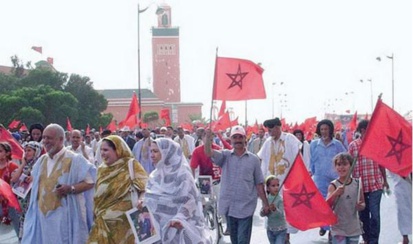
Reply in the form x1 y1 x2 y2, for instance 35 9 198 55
198 175 213 197
12 173 33 199
126 206 161 244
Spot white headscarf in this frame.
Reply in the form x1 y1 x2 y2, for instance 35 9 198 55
144 138 211 244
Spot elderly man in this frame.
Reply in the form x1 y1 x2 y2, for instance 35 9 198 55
67 129 95 164
257 118 301 181
21 124 96 244
132 127 154 174
206 126 270 244
257 117 302 243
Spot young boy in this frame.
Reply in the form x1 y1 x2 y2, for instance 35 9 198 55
327 152 365 244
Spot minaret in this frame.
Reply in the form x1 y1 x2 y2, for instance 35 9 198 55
152 3 181 102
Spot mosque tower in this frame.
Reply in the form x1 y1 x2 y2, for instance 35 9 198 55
152 3 181 102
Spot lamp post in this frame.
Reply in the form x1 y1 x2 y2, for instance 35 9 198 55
360 79 373 112
137 3 164 127
376 54 394 108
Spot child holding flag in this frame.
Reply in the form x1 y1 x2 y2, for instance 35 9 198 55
261 175 287 244
327 153 365 244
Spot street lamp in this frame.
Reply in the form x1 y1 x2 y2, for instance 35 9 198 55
360 79 373 112
137 3 164 127
376 53 394 108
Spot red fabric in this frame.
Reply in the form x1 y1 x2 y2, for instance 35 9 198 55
216 132 232 150
0 162 18 184
283 154 337 230
348 111 358 131
218 101 226 118
31 46 42 54
66 117 73 132
213 112 231 131
106 120 117 132
118 115 137 129
180 122 192 131
8 120 20 130
334 121 342 132
190 144 222 180
230 117 238 127
0 178 21 212
85 124 90 135
19 123 28 132
212 57 266 101
47 57 54 65
0 126 24 160
160 109 171 126
125 92 139 121
359 100 412 177
119 92 139 128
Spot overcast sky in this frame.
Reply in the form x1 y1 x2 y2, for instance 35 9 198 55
1 0 411 125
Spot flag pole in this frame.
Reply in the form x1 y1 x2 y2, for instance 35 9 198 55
209 47 219 129
245 100 248 127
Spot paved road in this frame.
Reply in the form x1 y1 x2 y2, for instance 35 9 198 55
1 176 411 244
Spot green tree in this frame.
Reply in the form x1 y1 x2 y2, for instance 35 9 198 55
0 55 110 128
64 74 108 129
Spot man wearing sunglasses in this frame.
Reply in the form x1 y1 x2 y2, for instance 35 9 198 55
205 126 270 244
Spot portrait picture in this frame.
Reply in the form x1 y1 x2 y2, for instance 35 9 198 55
126 206 160 244
12 173 33 199
198 175 213 196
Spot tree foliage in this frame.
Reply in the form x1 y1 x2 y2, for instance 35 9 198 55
0 56 111 129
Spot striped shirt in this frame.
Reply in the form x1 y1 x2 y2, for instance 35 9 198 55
349 138 384 192
212 149 264 218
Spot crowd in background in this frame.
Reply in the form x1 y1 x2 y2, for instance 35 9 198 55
0 119 411 244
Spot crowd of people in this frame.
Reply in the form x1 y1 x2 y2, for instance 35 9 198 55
0 117 411 244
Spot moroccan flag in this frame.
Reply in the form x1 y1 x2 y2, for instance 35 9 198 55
212 56 266 101
47 57 54 65
213 112 231 131
335 121 342 132
230 117 239 127
348 111 358 131
359 99 412 177
107 120 117 132
0 179 22 212
31 46 42 54
19 123 28 132
218 100 226 118
66 117 73 132
160 108 171 126
283 154 337 230
0 125 24 160
125 92 139 121
8 120 20 129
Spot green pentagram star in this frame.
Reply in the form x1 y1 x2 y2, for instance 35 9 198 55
226 64 249 90
386 130 411 164
289 185 316 208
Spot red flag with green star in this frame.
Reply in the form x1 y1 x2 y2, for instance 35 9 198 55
212 57 266 101
283 154 337 230
359 99 412 177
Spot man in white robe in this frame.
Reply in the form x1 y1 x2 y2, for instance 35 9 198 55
22 124 96 244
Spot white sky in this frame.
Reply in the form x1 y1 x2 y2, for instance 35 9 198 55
1 0 411 125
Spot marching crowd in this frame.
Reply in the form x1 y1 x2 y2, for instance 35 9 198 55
0 117 411 244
